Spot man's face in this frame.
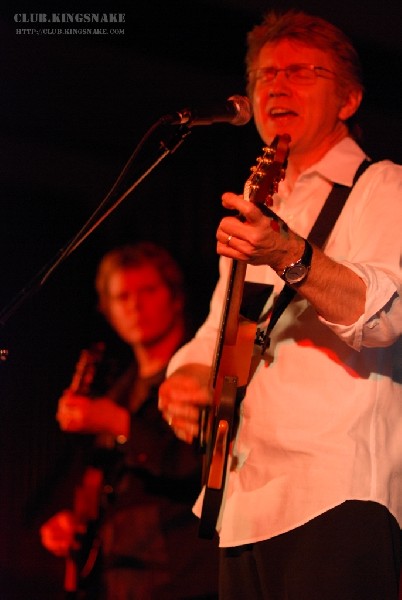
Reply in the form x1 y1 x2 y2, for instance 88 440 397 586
252 39 354 163
105 265 182 348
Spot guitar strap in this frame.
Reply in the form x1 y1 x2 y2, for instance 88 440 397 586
261 158 372 350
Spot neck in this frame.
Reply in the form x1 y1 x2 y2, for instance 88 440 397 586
133 321 185 378
286 124 349 188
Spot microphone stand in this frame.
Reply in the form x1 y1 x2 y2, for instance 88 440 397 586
0 120 191 358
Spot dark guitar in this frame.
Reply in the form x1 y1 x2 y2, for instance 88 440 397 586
64 342 106 598
198 134 290 539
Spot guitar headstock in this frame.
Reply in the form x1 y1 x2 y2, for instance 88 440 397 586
244 134 290 208
70 342 105 396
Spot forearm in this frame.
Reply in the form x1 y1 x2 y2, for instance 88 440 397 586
252 229 367 326
218 193 366 326
288 241 366 325
57 392 130 438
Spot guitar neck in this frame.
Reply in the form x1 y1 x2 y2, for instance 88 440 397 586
212 259 247 387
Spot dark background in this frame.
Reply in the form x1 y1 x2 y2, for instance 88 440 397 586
0 0 401 598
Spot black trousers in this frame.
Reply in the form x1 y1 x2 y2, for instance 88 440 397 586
219 501 401 600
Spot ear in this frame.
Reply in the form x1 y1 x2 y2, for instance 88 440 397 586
338 88 363 121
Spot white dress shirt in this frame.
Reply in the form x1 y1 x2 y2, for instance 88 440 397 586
168 137 402 547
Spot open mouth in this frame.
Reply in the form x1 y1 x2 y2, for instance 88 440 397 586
269 107 297 119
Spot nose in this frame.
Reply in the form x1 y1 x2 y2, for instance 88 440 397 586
125 292 142 311
268 71 290 96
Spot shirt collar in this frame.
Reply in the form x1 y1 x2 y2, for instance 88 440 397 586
302 137 368 187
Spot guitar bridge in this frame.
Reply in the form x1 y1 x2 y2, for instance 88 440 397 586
207 375 237 490
207 419 229 490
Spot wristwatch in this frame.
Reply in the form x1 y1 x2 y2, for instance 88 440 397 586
280 239 313 285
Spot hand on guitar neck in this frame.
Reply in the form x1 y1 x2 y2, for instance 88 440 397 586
56 390 129 440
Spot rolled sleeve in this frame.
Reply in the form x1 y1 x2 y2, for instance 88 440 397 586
319 262 401 350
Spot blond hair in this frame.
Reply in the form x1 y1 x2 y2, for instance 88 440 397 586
246 10 364 101
95 242 184 317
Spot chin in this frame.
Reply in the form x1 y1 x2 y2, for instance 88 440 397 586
258 125 283 146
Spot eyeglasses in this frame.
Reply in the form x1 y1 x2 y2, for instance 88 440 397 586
251 64 336 85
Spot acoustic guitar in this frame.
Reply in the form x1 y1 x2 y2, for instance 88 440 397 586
63 342 105 598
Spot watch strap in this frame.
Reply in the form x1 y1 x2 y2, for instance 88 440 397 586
280 238 313 281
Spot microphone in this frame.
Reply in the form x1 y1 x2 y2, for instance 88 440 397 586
166 95 252 127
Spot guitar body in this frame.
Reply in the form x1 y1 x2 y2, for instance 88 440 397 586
199 135 290 539
199 319 258 538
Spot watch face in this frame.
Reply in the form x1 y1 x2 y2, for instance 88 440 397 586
284 263 309 284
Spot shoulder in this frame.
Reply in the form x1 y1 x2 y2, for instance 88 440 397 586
351 159 402 203
361 159 402 182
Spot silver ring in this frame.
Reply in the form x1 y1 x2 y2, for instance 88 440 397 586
226 235 232 246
